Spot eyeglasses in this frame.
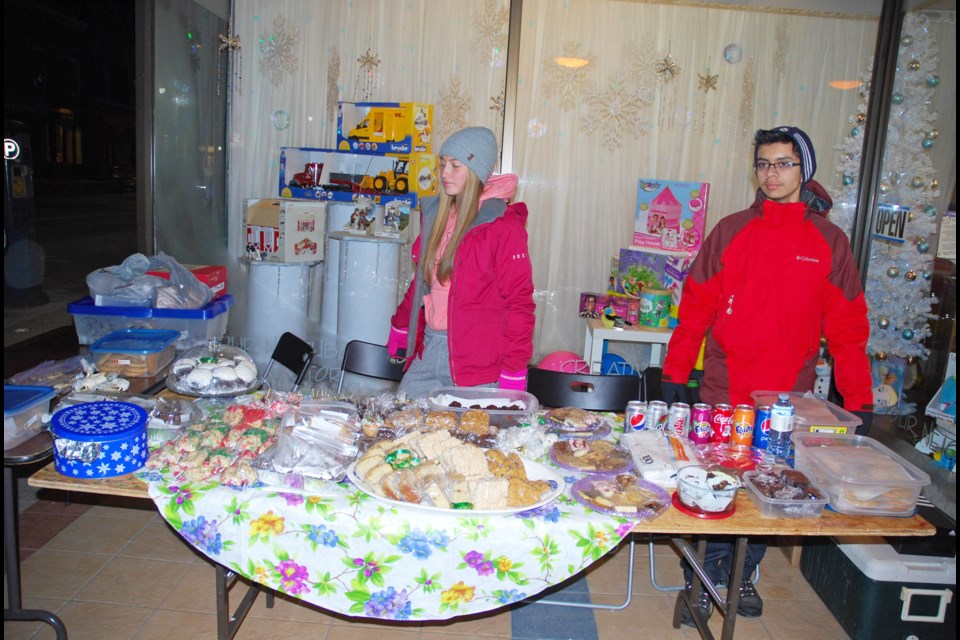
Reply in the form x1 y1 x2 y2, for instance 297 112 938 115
755 160 801 172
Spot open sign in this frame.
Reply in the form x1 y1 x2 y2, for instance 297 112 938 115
873 203 909 244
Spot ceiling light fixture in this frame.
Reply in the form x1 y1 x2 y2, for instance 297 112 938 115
554 56 589 68
829 80 862 90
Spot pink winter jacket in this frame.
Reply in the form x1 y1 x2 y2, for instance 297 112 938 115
389 174 536 387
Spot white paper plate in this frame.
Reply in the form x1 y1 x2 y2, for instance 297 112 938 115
346 458 564 516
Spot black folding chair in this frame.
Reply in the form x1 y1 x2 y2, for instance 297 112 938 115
336 340 405 394
260 332 315 392
526 366 640 411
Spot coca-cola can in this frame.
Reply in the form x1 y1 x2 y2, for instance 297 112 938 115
732 404 756 446
753 405 772 450
711 403 734 444
689 403 713 444
647 400 669 431
667 402 691 438
625 400 647 431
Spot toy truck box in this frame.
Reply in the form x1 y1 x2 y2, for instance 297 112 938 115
279 147 428 207
244 198 326 263
633 178 709 256
337 101 433 155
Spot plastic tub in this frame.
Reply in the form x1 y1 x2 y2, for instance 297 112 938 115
67 294 234 350
676 465 740 514
426 387 539 427
742 470 828 518
89 329 180 377
792 432 930 516
750 390 861 434
4 385 57 450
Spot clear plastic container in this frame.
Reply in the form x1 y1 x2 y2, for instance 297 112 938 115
750 390 861 434
792 431 930 516
165 339 260 397
4 385 56 450
742 470 829 518
426 387 539 427
89 328 179 377
676 465 740 514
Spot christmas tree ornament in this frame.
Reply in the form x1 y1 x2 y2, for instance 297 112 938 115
723 44 743 64
876 351 888 361
891 92 904 105
908 59 921 72
856 112 866 124
911 176 924 188
905 270 917 281
901 329 914 340
906 355 918 365
908 211 915 222
353 48 381 101
922 138 934 149
917 240 929 253
922 270 932 280
842 174 855 186
887 266 900 278
930 178 939 189
901 34 914 46
879 181 891 194
927 75 940 87
927 128 939 140
850 126 860 137
878 316 891 329
924 205 937 216
655 54 681 83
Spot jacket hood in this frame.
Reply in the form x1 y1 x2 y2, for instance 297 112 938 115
752 179 832 216
480 173 519 203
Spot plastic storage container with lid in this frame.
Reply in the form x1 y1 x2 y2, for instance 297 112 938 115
4 385 57 450
50 400 149 478
792 431 930 516
89 328 180 377
742 469 829 518
67 294 234 350
426 387 539 427
165 339 260 397
750 390 861 434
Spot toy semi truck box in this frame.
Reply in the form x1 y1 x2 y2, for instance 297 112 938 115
280 147 426 206
244 198 326 263
337 102 433 155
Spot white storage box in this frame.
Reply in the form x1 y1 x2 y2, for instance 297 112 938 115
67 295 233 350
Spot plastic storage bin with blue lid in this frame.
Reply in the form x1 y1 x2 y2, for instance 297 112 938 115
4 385 57 450
89 328 180 377
50 401 149 478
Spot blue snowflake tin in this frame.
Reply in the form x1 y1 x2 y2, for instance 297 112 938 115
50 401 149 478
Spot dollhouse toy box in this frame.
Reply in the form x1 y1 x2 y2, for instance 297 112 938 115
336 101 434 155
244 198 326 263
633 178 709 255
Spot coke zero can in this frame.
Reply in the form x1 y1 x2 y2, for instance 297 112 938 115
711 403 734 444
690 403 713 445
731 404 756 446
667 402 691 438
625 400 647 431
647 400 669 431
753 405 772 450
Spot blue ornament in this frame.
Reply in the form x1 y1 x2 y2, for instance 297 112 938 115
927 75 940 87
922 138 934 149
901 329 914 340
891 92 904 105
850 127 860 137
842 174 855 186
924 205 937 216
922 270 932 280
918 240 930 253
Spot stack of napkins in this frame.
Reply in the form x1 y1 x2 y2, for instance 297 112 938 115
622 430 699 488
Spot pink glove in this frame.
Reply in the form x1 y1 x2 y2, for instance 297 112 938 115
498 368 527 391
387 325 408 358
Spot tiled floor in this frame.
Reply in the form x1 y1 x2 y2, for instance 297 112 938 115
4 481 852 640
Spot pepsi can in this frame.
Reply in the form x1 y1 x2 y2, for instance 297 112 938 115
690 403 713 444
625 400 647 431
753 405 772 449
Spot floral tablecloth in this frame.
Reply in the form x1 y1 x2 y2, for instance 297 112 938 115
142 445 637 620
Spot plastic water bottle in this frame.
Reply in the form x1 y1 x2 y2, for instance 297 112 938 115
767 393 796 459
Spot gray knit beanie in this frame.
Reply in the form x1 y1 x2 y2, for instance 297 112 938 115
772 126 817 185
439 127 498 183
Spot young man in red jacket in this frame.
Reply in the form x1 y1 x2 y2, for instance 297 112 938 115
661 126 873 626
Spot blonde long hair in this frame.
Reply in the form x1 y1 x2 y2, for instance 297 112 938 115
422 170 484 285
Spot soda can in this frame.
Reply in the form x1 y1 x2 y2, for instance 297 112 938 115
731 404 756 446
754 405 772 450
667 402 691 438
625 400 647 431
689 403 713 445
710 403 734 444
647 400 669 431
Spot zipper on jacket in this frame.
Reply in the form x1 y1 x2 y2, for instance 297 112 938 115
725 294 735 315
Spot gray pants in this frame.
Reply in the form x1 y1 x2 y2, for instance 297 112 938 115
398 327 495 398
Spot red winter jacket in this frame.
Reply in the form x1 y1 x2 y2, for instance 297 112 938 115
662 182 873 411
390 176 535 387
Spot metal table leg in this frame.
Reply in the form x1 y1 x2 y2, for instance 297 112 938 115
3 465 68 639
214 563 273 640
671 536 750 640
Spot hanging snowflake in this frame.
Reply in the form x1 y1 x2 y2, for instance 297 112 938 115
655 54 681 83
698 70 718 93
542 42 595 112
623 42 659 91
774 20 788 86
472 0 509 66
353 48 380 101
579 73 650 149
217 15 242 95
259 16 300 87
437 76 472 142
327 46 340 123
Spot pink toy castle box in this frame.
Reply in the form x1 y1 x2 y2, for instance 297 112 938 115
633 178 709 255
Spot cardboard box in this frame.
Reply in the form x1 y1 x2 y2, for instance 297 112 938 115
279 147 424 206
244 199 326 263
145 265 228 297
615 248 694 308
633 179 709 255
336 101 433 155
578 292 640 325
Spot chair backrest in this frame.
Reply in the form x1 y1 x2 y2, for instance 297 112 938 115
337 340 405 393
262 332 314 392
526 366 640 411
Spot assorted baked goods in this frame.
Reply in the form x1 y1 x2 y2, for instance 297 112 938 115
165 341 259 397
573 473 670 517
544 407 604 433
550 439 633 473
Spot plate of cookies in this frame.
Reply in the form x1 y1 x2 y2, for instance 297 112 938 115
550 439 634 474
572 473 671 518
347 429 563 515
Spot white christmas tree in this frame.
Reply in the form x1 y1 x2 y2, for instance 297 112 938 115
830 12 941 365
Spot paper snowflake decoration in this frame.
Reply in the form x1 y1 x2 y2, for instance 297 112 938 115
698 70 719 93
542 42 595 112
655 54 681 83
259 16 300 87
438 76 472 141
579 73 650 148
357 48 380 71
472 0 509 65
623 42 659 93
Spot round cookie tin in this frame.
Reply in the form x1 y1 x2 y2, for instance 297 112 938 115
50 401 149 478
